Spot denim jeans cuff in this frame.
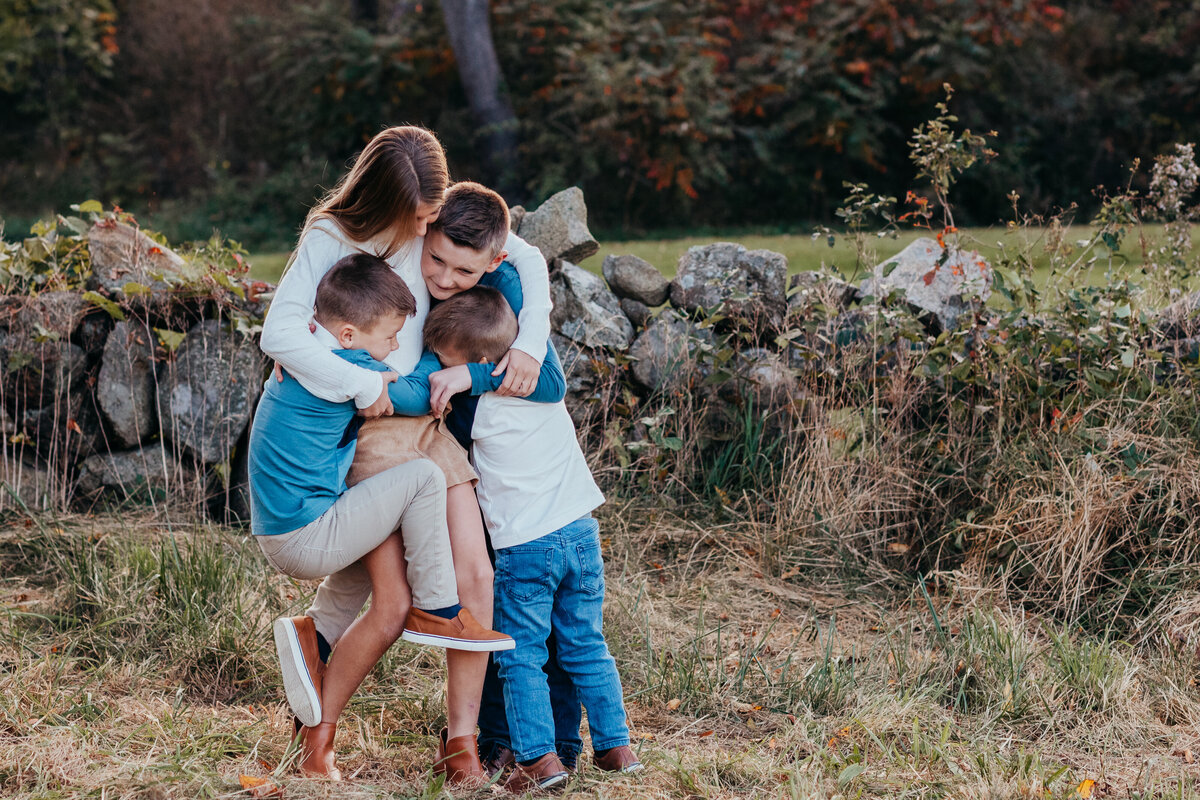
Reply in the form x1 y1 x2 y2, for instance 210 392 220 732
592 736 631 752
555 741 581 758
516 746 557 764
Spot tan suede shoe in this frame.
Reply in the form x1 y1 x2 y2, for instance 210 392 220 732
401 607 515 651
273 616 325 727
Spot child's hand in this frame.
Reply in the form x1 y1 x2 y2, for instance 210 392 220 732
429 365 472 415
358 372 398 418
494 348 539 397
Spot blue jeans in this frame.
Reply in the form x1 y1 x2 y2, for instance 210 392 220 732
493 516 630 763
478 634 582 763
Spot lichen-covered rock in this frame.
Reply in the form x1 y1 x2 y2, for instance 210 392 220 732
3 339 88 411
619 297 651 329
98 321 159 448
670 243 788 330
509 204 526 232
519 187 599 264
76 446 177 497
87 220 187 296
550 261 634 351
603 254 669 306
628 309 712 393
160 320 265 464
859 238 991 331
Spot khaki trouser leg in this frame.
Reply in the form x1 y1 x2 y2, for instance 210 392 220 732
256 459 459 647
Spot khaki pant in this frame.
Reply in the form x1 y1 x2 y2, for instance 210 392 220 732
256 459 458 644
304 416 473 647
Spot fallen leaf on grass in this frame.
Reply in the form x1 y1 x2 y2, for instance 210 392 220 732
239 775 283 798
698 730 714 738
887 542 910 554
666 698 681 711
1077 779 1095 798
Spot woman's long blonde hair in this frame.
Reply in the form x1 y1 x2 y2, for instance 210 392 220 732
296 125 449 262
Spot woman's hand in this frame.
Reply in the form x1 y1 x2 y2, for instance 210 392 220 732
358 372 398 418
493 348 539 397
429 365 473 416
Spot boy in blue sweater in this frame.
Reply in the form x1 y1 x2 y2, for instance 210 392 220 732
248 253 512 780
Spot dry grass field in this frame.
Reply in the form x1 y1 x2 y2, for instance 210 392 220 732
5 502 1200 799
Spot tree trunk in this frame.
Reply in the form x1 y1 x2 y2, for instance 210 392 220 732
440 0 523 201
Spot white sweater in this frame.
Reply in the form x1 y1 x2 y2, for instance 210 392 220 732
472 395 605 549
260 223 552 408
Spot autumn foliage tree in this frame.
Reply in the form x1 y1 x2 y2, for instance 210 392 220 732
1 0 1198 244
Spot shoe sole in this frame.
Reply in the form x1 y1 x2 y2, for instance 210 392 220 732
538 773 569 789
274 617 321 728
400 629 516 651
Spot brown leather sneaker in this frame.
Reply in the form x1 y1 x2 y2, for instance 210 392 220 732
274 616 325 727
297 721 342 780
594 745 643 774
433 727 487 787
504 752 569 794
401 607 516 651
481 742 515 779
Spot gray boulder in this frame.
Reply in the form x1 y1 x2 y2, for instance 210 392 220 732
550 261 634 351
602 254 670 306
629 309 713 393
76 446 177 497
0 457 55 511
98 321 159 448
859 238 991 331
3 339 88 411
670 243 788 330
619 298 652 329
160 320 265 463
87 220 188 296
519 188 600 264
509 204 526 232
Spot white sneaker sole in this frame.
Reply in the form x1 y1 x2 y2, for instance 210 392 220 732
539 773 569 789
400 629 516 652
273 617 321 728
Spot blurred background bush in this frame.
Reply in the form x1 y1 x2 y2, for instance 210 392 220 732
2 0 1198 250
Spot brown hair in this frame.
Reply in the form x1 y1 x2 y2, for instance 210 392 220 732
428 181 510 258
314 253 417 331
303 126 449 259
423 287 517 364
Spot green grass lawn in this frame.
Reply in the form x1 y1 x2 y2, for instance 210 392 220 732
248 224 1198 288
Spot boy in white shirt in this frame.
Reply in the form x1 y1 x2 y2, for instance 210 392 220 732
424 288 642 792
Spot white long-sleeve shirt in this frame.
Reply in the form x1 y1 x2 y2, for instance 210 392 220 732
260 222 552 408
471 395 605 549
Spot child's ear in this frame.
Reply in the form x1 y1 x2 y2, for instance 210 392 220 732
337 324 357 348
485 250 507 273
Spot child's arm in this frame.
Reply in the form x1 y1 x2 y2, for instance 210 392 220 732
259 227 386 409
497 231 552 394
429 344 565 416
337 348 438 416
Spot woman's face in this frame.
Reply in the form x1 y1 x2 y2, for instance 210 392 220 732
412 202 441 238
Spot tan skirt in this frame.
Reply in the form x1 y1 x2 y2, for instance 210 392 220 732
347 414 478 489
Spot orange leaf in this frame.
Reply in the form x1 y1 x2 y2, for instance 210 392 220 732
698 730 714 738
238 775 283 798
66 418 82 435
1077 779 1095 798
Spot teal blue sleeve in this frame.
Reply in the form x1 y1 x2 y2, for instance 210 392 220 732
335 348 437 416
386 349 440 416
465 341 566 403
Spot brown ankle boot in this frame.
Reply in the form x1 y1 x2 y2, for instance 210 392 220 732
504 752 569 793
297 721 342 781
433 727 485 786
